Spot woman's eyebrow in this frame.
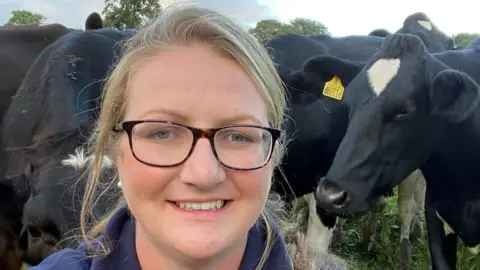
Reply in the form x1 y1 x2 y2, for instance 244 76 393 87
137 109 188 121
136 109 265 126
216 114 265 126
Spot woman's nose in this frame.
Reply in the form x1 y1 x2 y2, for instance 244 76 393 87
178 139 225 190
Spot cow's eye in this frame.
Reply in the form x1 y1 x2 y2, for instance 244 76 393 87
27 225 42 238
390 101 415 122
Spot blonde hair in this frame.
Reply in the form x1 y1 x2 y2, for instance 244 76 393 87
80 3 342 270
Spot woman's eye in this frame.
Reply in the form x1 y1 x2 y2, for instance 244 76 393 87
228 133 249 142
154 130 171 139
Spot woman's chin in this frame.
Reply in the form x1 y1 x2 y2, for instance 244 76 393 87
169 226 247 262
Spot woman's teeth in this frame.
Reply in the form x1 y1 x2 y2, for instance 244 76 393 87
175 200 225 210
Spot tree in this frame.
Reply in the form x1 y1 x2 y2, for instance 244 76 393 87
249 18 328 41
248 19 290 41
5 10 46 26
288 18 328 36
452 33 480 47
102 0 161 29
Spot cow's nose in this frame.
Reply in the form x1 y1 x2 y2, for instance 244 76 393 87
316 177 349 209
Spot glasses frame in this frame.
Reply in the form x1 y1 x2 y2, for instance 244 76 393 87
113 120 282 171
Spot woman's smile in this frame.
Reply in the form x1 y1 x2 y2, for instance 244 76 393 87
167 199 234 220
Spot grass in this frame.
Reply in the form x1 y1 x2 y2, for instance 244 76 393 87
292 188 480 270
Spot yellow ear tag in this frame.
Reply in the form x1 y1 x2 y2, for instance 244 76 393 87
322 76 344 100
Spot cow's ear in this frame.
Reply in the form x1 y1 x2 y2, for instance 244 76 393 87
302 55 364 87
430 69 480 122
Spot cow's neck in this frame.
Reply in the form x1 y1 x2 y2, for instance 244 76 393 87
420 115 480 247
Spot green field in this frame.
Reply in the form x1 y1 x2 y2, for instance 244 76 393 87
292 188 480 270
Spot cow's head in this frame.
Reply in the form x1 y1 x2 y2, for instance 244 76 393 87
396 12 454 53
22 146 115 264
315 33 480 215
20 126 117 264
272 59 364 200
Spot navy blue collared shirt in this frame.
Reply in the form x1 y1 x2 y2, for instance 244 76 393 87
29 206 293 270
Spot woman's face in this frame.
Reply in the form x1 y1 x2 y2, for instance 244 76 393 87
116 45 273 265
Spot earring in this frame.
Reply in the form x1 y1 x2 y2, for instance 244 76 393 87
117 181 122 188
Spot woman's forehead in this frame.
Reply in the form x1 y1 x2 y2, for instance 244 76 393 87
123 46 268 126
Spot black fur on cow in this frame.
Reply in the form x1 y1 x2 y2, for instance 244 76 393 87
20 122 119 265
273 68 350 228
469 37 480 49
0 23 71 126
315 33 480 269
0 182 26 270
265 33 384 71
369 29 391 37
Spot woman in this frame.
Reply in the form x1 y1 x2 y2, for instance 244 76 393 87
29 4 346 270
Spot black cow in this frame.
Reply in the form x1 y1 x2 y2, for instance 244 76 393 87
369 29 391 37
0 12 105 126
313 33 480 269
265 33 384 70
0 24 70 125
0 27 135 267
21 130 118 265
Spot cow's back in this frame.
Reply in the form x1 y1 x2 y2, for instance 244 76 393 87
0 24 71 125
314 35 384 62
469 37 480 49
434 47 480 85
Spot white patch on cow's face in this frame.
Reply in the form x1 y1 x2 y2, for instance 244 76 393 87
417 20 432 31
436 211 455 236
367 58 401 96
61 147 113 170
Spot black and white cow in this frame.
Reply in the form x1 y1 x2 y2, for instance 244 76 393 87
277 56 427 264
313 33 480 269
268 11 454 261
0 27 135 267
396 12 454 53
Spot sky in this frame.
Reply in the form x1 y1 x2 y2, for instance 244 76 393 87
0 0 478 36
